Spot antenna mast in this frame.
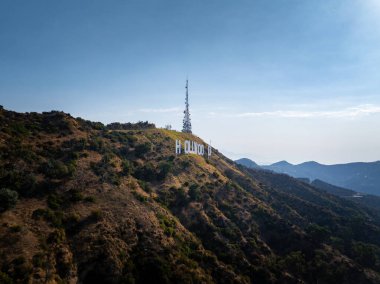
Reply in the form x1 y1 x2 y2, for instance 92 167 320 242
182 79 192 133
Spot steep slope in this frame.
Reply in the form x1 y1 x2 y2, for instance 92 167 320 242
311 179 358 197
260 160 380 196
1 107 380 283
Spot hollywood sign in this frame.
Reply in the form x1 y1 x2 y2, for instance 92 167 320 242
175 139 212 157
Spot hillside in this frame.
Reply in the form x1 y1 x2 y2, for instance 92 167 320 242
1 107 380 283
311 179 358 197
311 179 380 214
236 158 380 196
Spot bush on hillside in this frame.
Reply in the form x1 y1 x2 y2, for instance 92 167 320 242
352 242 380 268
9 122 29 136
61 138 87 152
0 271 12 284
135 142 152 158
306 223 330 244
0 188 18 212
40 159 75 179
157 162 173 181
87 137 105 152
121 160 132 176
0 169 37 196
189 186 201 201
76 117 105 130
133 163 157 181
41 111 73 134
91 155 121 185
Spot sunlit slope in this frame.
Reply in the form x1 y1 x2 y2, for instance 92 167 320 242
0 107 379 283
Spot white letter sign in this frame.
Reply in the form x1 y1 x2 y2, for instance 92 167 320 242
175 139 211 158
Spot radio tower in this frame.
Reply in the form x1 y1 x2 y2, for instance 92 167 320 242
182 79 192 133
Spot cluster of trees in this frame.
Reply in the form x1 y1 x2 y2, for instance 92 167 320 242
76 119 156 131
106 121 155 130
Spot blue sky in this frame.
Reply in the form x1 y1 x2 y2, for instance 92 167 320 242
1 0 380 164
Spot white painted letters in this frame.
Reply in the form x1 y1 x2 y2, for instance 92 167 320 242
175 139 181 155
184 140 191 154
175 139 211 157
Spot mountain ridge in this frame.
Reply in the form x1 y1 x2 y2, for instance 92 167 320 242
236 158 380 196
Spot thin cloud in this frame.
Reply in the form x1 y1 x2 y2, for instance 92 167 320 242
138 107 182 113
236 104 380 118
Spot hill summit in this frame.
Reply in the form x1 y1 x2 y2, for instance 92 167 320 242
1 107 380 283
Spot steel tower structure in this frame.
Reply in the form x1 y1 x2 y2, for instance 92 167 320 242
182 79 192 133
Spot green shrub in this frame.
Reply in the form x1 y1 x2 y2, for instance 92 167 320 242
175 187 188 207
181 160 191 167
47 194 63 209
189 186 201 201
122 160 132 176
61 138 87 151
0 170 36 196
133 163 157 182
48 229 66 244
84 196 96 203
11 256 32 281
56 248 72 278
138 181 152 193
0 188 18 212
133 191 148 203
69 190 84 202
32 208 63 227
134 142 151 158
157 162 173 181
10 122 29 136
87 137 105 152
157 213 176 237
32 253 45 268
212 171 220 179
106 121 155 130
41 159 75 179
77 118 105 130
279 251 307 276
64 213 80 225
90 210 103 221
352 242 379 268
91 157 121 185
306 224 330 244
32 208 46 220
0 271 12 284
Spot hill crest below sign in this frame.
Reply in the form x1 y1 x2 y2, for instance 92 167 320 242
175 139 211 157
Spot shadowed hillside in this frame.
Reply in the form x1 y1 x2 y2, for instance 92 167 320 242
310 179 380 214
1 107 380 283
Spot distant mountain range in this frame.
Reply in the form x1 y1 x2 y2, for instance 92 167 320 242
235 158 380 196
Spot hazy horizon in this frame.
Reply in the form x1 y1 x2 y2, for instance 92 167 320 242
1 0 380 164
